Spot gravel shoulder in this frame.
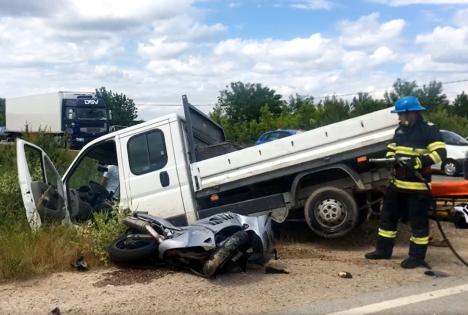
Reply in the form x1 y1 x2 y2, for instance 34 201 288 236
2 220 468 315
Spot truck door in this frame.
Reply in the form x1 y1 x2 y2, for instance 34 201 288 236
119 121 186 223
16 139 69 229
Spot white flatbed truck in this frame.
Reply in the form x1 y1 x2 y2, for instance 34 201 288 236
17 96 398 238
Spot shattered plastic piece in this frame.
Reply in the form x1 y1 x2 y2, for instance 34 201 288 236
338 271 352 279
50 307 61 315
265 266 289 274
71 256 88 272
424 270 449 278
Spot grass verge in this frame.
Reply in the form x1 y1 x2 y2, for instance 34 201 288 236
0 135 125 282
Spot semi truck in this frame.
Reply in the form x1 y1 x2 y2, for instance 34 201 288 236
17 96 398 238
4 91 110 148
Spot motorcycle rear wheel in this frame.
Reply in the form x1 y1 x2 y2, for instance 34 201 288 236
107 234 158 264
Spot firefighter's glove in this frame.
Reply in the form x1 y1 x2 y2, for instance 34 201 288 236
397 157 422 172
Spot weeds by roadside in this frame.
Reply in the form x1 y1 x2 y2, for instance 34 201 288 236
0 134 126 282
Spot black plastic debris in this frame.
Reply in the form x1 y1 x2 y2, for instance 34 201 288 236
424 270 449 278
265 266 289 274
338 271 353 279
71 256 88 272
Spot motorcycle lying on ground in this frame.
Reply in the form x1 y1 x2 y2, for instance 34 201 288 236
107 212 276 277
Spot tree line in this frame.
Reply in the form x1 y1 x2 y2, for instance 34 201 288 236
211 79 468 145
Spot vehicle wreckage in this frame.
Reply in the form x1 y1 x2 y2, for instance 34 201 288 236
107 212 276 277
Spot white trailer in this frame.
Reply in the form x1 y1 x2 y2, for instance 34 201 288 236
17 96 398 238
6 92 110 148
6 93 63 133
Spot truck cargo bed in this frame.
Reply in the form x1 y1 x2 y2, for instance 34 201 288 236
191 108 398 192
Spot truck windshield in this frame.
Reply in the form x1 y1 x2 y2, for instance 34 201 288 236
76 108 107 120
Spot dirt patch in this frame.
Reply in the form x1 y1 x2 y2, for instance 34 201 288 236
2 219 468 315
93 267 173 287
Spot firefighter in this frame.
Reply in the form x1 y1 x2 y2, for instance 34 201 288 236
365 96 447 268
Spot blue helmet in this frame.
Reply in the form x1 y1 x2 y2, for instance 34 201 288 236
391 96 426 113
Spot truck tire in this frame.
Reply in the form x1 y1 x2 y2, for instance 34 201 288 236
202 231 250 277
304 186 358 238
107 234 158 264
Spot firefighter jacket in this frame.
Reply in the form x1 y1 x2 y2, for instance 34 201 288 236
386 116 447 191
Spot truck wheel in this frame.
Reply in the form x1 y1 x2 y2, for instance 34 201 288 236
304 186 358 238
442 159 459 177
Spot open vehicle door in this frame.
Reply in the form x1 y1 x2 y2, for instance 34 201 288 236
16 139 69 229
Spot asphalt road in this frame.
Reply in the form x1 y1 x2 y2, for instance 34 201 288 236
281 275 468 315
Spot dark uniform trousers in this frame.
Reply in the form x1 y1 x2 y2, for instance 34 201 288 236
378 187 432 260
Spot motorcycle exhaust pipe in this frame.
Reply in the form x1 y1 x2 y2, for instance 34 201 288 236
123 217 164 243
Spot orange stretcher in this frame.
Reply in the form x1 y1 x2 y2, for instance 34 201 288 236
432 181 468 198
430 180 468 221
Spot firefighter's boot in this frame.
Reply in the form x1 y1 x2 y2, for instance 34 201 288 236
365 236 394 260
401 242 430 269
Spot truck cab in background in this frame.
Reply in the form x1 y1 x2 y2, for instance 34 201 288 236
61 93 110 148
5 91 111 149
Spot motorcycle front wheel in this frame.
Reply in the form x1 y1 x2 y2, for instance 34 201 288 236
202 230 250 277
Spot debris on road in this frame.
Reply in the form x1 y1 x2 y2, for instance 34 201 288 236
338 271 353 279
424 270 450 278
71 256 88 272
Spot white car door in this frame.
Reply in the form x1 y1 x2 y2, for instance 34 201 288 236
119 121 187 223
16 139 69 230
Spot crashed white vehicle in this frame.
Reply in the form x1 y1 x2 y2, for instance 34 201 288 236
17 96 398 238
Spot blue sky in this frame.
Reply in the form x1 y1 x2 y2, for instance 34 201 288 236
1 0 468 120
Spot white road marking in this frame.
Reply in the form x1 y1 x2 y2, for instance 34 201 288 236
326 283 468 315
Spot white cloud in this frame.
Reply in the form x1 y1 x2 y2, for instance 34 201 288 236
370 0 468 5
339 12 405 47
285 0 334 10
454 8 468 26
416 26 468 64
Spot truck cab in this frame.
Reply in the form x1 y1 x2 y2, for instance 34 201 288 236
17 112 197 229
61 93 110 149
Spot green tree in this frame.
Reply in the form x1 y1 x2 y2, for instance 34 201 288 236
416 80 449 110
350 92 390 117
384 78 418 104
216 81 286 123
384 79 448 110
96 87 138 127
318 96 350 126
452 92 468 119
0 98 5 126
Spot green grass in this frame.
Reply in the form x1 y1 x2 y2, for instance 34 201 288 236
0 134 125 282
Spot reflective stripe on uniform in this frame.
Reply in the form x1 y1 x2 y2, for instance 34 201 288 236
387 143 397 150
414 157 422 169
378 228 397 239
386 151 396 157
429 151 442 164
392 179 431 191
394 146 429 156
410 236 429 245
427 141 446 151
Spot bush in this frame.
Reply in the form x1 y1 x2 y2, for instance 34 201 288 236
86 210 128 264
